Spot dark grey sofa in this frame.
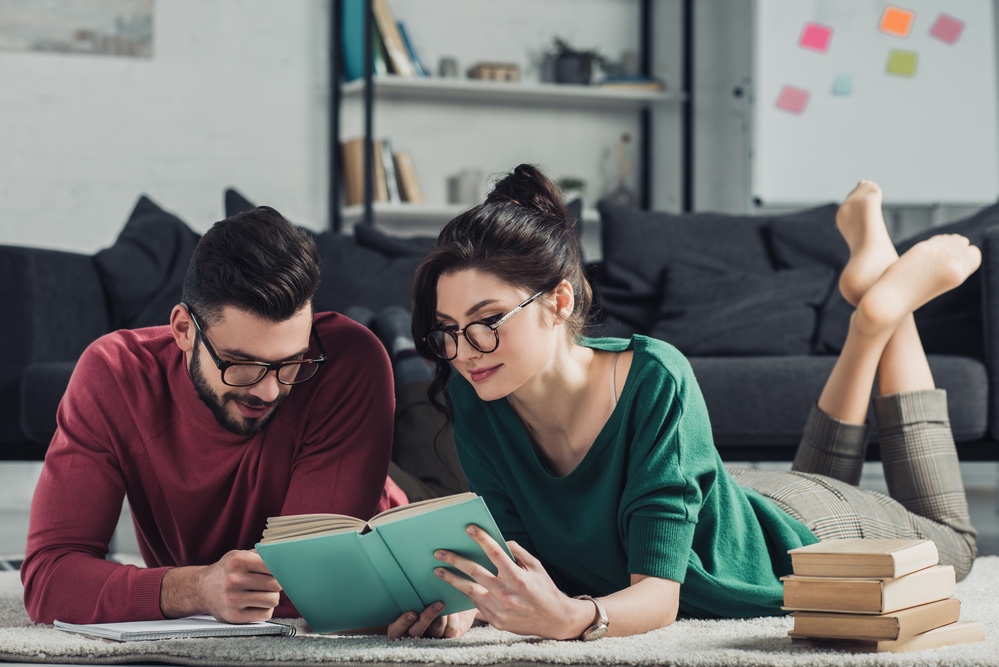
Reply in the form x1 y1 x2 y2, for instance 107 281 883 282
3 192 999 462
591 200 999 461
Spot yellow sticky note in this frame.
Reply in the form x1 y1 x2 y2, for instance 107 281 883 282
886 50 918 76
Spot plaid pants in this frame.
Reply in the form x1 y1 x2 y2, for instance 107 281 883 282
730 389 978 580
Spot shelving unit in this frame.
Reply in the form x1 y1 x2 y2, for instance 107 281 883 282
329 0 689 240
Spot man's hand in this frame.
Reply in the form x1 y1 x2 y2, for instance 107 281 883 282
387 606 478 639
161 550 282 623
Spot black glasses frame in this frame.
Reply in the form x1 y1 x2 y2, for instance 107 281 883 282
424 291 544 361
181 302 327 387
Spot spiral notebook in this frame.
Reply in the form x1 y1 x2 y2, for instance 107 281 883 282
53 615 295 642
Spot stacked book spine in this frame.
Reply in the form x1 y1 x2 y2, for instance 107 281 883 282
781 538 984 653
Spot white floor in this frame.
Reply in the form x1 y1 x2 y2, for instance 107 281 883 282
1 461 997 560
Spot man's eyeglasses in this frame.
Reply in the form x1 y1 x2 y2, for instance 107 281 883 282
181 303 326 387
424 291 543 361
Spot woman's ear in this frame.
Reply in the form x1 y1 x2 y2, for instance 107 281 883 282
553 279 575 324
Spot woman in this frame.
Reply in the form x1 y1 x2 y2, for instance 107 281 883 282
389 165 979 640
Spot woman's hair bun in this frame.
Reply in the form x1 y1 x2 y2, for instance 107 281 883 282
485 164 568 227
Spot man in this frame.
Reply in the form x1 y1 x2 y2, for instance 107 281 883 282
22 206 407 624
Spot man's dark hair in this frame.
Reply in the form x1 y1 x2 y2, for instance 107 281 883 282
181 206 321 325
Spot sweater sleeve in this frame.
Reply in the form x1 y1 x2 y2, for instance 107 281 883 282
22 340 170 624
618 350 719 584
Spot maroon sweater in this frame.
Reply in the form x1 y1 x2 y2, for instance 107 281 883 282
22 312 406 624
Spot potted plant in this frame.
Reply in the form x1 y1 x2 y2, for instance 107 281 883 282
550 37 606 85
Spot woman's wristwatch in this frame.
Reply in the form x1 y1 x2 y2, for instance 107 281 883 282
572 595 610 640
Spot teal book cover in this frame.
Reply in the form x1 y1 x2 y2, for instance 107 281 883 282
256 493 509 633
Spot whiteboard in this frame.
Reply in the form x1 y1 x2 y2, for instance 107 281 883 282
752 0 999 206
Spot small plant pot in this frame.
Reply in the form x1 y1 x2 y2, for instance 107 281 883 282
553 53 594 85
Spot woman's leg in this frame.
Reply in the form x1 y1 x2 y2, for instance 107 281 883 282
782 181 981 576
792 181 898 483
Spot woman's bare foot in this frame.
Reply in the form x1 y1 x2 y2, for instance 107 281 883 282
837 180 898 306
854 234 982 337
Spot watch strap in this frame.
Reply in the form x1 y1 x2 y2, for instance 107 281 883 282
572 594 609 640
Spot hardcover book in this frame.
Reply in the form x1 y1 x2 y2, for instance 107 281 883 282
789 598 961 640
256 492 508 633
788 538 939 578
790 619 984 653
371 0 415 77
781 564 956 614
54 616 295 642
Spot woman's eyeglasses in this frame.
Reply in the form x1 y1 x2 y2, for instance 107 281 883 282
424 291 543 361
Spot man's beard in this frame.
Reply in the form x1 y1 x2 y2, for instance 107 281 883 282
189 344 289 436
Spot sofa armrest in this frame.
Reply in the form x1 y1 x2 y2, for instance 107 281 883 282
0 246 109 443
981 228 999 440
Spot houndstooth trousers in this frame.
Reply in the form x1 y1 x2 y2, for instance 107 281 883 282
729 389 978 580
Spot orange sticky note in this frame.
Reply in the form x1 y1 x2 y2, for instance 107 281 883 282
880 6 915 37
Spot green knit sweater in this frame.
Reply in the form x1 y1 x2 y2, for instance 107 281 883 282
449 335 818 618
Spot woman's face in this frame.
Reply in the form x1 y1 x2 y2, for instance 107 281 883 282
434 269 557 401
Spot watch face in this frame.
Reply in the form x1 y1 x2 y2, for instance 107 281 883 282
583 624 608 641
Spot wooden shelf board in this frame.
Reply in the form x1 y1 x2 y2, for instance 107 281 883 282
341 76 685 108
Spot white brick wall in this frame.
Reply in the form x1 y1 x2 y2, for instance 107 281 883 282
0 0 330 253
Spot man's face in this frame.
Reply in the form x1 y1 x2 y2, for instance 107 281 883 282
185 305 315 436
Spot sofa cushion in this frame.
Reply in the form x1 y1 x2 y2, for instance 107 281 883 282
693 354 987 449
650 265 834 356
93 196 200 330
20 362 76 445
313 231 424 313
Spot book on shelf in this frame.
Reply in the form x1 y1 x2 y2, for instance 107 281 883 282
255 492 509 634
54 616 295 642
781 564 956 614
341 0 389 80
789 597 961 641
341 137 389 205
380 139 401 203
371 0 415 77
396 21 427 77
789 619 984 654
393 151 424 203
788 538 939 579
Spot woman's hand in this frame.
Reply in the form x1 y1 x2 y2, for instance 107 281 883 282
387 606 477 639
433 524 587 640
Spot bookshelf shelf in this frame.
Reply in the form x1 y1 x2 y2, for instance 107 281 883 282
341 76 686 109
341 202 599 232
330 0 686 252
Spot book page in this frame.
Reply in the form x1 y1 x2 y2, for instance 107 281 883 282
369 491 478 526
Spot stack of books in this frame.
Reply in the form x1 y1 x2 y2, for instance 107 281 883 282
782 539 984 653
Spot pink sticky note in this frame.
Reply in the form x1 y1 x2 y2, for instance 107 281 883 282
800 23 833 52
776 85 810 114
930 14 965 44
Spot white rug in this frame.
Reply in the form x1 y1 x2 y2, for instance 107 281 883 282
1 558 998 666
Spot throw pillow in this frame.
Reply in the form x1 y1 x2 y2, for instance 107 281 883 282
354 223 437 257
765 204 844 270
225 187 257 217
896 200 999 358
313 231 424 313
597 202 775 297
93 196 201 330
650 264 836 356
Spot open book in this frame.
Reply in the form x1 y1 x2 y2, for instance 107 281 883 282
256 492 509 633
53 616 295 641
